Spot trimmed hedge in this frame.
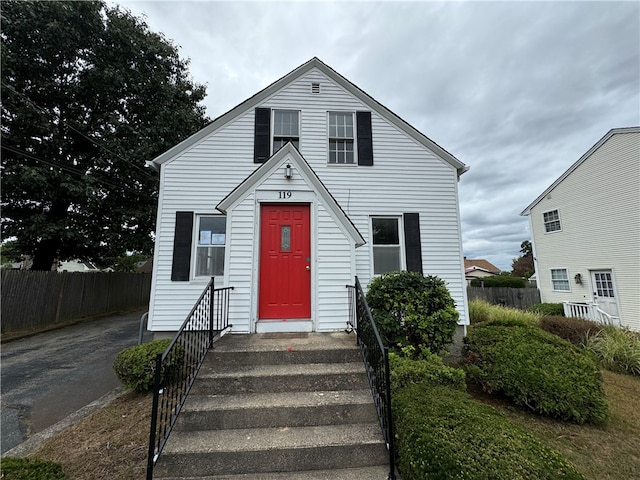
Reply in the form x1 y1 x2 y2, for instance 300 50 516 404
366 271 458 356
389 352 466 392
527 302 565 316
470 275 526 288
113 339 182 393
540 316 604 345
464 323 608 424
0 457 67 479
394 384 585 480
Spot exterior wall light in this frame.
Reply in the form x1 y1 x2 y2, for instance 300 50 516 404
574 273 582 284
284 164 292 179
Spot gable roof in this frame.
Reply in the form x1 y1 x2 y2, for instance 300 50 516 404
216 142 366 247
147 57 468 176
464 258 501 274
521 126 640 216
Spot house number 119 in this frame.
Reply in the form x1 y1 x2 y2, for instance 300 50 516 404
279 191 292 199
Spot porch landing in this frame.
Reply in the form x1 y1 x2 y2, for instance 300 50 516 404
153 332 390 479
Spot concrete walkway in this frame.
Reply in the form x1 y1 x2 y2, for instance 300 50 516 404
1 310 152 455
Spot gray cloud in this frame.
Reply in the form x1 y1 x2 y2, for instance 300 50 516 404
115 0 639 270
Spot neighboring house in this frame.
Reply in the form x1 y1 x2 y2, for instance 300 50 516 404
464 258 501 284
521 127 640 331
57 259 100 272
146 57 469 334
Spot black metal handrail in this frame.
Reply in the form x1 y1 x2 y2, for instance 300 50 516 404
347 277 396 480
146 277 233 480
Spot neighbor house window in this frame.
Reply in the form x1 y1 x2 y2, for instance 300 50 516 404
273 110 299 153
372 217 403 274
550 268 570 291
195 215 226 277
543 209 561 233
328 112 354 164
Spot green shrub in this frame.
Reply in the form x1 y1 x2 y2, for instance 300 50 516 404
0 457 67 479
527 302 565 316
366 271 458 356
583 326 640 376
113 339 182 392
393 384 585 480
470 275 526 288
389 352 466 392
540 316 604 345
464 323 608 424
468 299 540 326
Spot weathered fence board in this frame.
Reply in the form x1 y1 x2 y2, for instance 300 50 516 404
467 286 541 310
1 271 152 334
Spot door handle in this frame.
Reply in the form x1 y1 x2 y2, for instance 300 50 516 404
305 265 310 271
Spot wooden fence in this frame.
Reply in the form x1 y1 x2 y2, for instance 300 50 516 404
467 286 541 310
1 270 152 334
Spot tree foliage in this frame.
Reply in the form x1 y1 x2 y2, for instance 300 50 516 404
511 240 534 278
1 1 209 269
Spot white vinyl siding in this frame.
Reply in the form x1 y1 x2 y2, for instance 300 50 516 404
528 130 640 331
148 66 468 331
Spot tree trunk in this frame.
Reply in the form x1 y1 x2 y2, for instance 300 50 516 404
31 238 61 271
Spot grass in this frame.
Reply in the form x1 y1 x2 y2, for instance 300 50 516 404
26 391 151 480
470 369 640 480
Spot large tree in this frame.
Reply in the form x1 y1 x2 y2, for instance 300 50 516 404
511 240 534 278
1 1 208 269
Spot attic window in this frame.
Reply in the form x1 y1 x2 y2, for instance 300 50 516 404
311 83 320 94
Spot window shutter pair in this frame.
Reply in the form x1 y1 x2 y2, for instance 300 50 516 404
171 211 193 281
252 108 374 165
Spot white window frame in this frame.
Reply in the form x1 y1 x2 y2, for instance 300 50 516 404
550 268 571 292
543 209 562 233
327 111 356 165
193 214 227 279
272 109 300 154
370 215 405 276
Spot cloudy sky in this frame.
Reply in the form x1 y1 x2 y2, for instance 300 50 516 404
113 0 639 271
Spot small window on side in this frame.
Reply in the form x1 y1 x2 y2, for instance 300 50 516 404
543 209 561 233
372 217 402 274
328 112 355 164
273 110 299 153
196 216 226 277
550 268 570 291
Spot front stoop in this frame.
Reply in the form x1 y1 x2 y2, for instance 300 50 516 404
153 333 390 479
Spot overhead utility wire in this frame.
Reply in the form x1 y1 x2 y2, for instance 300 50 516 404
1 82 156 180
2 144 123 190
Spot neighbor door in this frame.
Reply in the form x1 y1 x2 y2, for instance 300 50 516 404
590 270 620 319
259 204 311 319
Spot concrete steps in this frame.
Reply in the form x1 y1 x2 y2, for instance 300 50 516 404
153 332 389 479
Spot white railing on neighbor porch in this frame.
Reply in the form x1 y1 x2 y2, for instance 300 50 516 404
563 301 620 326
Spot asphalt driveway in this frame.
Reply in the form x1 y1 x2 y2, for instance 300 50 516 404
1 310 153 454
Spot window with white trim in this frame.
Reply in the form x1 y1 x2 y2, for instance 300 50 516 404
371 217 403 274
328 112 354 164
273 110 299 153
550 268 570 291
543 209 561 233
195 215 226 277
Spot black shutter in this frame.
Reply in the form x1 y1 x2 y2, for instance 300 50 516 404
171 211 194 281
254 107 271 163
403 213 423 273
356 111 373 166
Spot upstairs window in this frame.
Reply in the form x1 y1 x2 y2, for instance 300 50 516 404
273 110 299 153
550 268 570 291
543 209 561 233
328 112 354 164
195 215 226 277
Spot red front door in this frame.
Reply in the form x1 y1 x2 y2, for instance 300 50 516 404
259 204 311 319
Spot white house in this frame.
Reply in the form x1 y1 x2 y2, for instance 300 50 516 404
146 57 469 334
521 127 640 331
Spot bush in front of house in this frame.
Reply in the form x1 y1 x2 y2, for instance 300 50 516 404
468 299 540 325
389 352 466 392
470 275 526 288
583 326 640 376
113 338 182 393
539 315 604 346
0 457 67 479
393 384 585 480
464 322 608 424
527 302 565 316
366 271 458 357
